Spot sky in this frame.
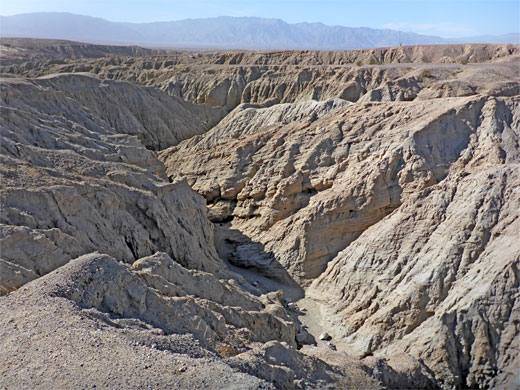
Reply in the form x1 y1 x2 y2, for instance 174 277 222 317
1 0 518 38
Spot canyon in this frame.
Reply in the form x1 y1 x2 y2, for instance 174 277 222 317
0 39 519 389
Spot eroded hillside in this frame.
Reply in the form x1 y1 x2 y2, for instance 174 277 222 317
1 40 519 389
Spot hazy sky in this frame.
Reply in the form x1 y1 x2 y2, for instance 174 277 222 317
1 0 518 38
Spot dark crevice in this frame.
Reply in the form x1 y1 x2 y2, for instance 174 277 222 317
124 236 139 260
217 215 234 224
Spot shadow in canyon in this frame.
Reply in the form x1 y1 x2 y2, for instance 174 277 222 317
213 220 305 301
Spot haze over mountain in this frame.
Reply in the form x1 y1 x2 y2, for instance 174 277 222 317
1 12 518 50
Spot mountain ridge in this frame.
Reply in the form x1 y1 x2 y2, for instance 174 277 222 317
1 12 518 50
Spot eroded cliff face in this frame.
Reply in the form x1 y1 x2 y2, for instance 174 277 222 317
1 41 519 389
308 98 520 389
0 73 226 287
159 51 520 387
0 72 346 389
161 95 518 280
2 43 518 111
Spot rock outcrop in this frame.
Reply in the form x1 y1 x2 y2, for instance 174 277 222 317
0 252 436 389
160 55 520 387
308 98 520 388
0 37 168 64
0 253 291 389
0 73 226 294
0 69 352 389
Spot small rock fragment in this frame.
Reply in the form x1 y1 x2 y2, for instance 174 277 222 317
319 332 331 341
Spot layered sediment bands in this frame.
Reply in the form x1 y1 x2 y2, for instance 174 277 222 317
161 95 495 282
2 44 518 112
159 43 520 66
1 70 352 388
1 73 225 150
62 253 298 347
158 59 519 110
0 37 167 64
0 253 312 389
161 81 520 387
0 74 226 293
1 41 520 389
3 251 432 389
3 42 518 68
307 96 520 388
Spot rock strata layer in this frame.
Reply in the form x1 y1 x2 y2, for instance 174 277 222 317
0 73 227 291
160 51 520 388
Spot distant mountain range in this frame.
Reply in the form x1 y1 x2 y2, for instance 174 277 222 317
1 12 518 50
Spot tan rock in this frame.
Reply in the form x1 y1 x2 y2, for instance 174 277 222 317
160 57 519 387
1 41 519 389
0 74 227 293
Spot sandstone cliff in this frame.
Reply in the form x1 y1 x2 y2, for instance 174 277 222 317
160 52 520 388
